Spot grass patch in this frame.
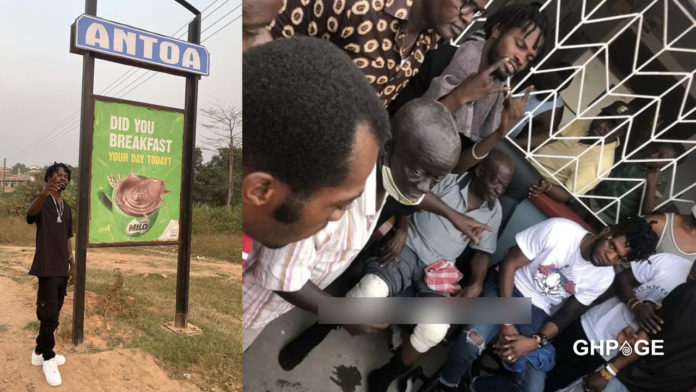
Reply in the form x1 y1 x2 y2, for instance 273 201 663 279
82 268 241 391
0 216 34 246
24 321 39 332
193 233 241 262
0 324 8 334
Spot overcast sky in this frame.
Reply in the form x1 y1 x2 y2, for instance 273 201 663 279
0 0 241 168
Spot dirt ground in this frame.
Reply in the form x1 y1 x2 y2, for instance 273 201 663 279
0 246 241 392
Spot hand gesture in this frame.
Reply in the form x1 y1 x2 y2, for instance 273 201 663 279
646 168 661 186
499 85 534 135
342 323 388 336
616 326 638 346
633 302 663 334
44 177 60 195
448 212 493 244
379 228 408 265
528 179 552 198
495 324 519 348
455 57 513 104
582 371 610 392
68 265 76 286
493 335 538 363
455 284 482 298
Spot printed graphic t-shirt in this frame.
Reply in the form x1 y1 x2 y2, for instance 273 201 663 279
514 218 615 315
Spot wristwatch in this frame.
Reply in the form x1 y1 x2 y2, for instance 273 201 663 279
532 333 548 348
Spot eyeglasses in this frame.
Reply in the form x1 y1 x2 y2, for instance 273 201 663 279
461 1 486 19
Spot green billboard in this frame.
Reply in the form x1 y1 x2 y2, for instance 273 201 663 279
89 97 184 245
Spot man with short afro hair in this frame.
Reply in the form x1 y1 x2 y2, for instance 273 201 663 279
243 36 390 250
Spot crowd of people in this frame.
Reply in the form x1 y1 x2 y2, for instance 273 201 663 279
242 1 696 391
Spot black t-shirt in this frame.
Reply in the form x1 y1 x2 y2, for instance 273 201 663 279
27 195 73 277
618 280 696 392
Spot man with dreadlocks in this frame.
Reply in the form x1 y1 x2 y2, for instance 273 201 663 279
435 217 658 392
420 3 549 173
26 163 75 387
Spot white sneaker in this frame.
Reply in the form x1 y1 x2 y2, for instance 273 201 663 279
32 351 66 366
42 358 62 386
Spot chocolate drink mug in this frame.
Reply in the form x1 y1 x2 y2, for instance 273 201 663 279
98 173 171 237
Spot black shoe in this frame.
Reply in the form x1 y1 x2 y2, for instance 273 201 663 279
397 366 423 392
278 323 337 370
368 354 410 392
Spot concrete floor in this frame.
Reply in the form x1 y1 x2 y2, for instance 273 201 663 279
242 307 452 392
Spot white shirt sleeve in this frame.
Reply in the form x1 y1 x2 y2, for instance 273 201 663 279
631 258 658 285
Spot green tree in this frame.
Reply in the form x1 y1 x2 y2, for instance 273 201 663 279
11 162 28 174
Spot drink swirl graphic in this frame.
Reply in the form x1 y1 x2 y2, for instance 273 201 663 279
113 173 170 216
619 341 633 356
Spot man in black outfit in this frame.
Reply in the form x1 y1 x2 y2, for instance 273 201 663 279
26 162 75 387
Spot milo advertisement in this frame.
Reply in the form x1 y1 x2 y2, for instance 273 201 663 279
89 97 183 245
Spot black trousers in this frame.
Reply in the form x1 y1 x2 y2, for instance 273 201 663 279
35 276 67 360
545 318 606 391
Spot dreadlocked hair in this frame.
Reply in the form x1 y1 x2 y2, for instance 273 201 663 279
483 3 550 65
610 216 659 263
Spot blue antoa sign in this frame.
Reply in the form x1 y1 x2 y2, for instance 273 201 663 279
73 14 210 76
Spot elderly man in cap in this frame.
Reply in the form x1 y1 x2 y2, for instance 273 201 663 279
528 100 635 203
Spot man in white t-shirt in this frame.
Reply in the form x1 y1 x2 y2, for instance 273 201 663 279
435 217 659 392
545 252 694 390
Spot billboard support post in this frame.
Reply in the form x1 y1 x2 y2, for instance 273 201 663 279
174 13 201 329
72 0 97 346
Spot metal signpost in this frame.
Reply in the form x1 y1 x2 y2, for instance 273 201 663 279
70 0 209 344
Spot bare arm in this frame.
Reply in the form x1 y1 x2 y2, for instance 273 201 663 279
643 169 661 214
455 86 534 174
276 281 387 335
582 329 650 392
457 251 490 298
275 280 331 315
529 179 573 203
614 267 639 304
419 193 493 244
454 131 505 173
67 238 75 286
515 106 565 150
498 246 530 298
616 267 664 334
544 296 590 339
379 214 411 264
27 178 59 217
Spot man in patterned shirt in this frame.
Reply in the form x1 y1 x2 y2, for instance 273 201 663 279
272 0 486 105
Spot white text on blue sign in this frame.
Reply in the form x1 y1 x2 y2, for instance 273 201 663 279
74 14 210 76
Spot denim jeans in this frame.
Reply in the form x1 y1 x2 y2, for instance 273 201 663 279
439 270 549 391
